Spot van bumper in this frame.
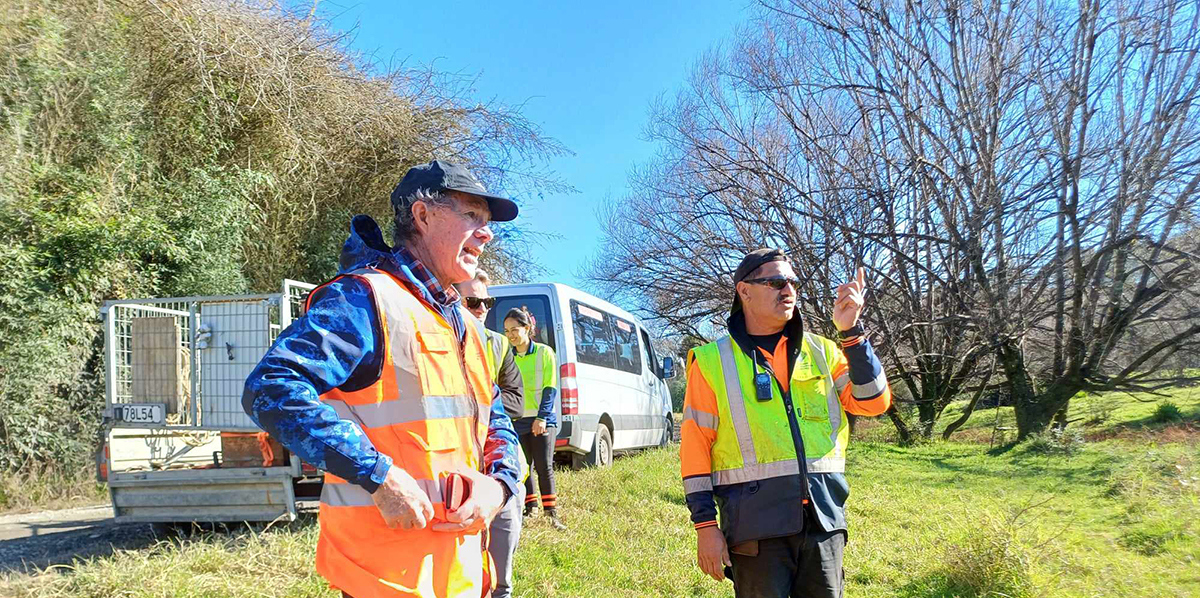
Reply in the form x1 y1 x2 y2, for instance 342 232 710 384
554 417 593 455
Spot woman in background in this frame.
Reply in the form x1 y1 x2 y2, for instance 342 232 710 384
503 308 567 530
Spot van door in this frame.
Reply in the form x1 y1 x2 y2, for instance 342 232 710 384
638 327 670 445
610 314 655 449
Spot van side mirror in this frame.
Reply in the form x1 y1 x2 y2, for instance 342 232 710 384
662 356 677 380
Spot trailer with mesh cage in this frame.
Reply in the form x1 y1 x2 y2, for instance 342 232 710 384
98 280 323 524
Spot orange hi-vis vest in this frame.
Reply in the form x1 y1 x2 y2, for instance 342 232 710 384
313 268 496 598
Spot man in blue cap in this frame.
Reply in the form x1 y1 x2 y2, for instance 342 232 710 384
244 160 523 597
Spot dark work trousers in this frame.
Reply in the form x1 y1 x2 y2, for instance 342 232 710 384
729 519 846 598
518 424 558 510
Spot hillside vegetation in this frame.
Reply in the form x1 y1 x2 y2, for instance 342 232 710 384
0 0 558 480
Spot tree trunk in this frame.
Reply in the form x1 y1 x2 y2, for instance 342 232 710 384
996 341 1053 440
885 404 913 444
916 400 939 438
1052 400 1070 431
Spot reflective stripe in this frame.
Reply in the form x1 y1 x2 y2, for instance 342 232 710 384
348 270 425 397
805 333 842 472
490 334 506 379
321 483 375 507
683 476 714 494
716 336 758 467
324 395 477 428
711 455 847 486
470 317 491 377
833 373 850 395
852 370 889 399
683 405 718 430
321 478 444 507
807 455 845 472
713 460 798 485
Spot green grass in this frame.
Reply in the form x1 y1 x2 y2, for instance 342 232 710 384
9 385 1200 597
10 436 1199 598
860 382 1200 446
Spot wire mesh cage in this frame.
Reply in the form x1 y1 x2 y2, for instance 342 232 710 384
104 281 315 431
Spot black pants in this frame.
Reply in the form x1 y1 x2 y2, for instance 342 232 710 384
518 426 557 510
729 527 846 598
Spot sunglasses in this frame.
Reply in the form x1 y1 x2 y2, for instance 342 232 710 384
463 296 496 310
743 276 800 291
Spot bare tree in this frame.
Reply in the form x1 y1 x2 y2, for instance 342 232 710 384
587 15 996 440
592 0 1200 441
766 0 1200 438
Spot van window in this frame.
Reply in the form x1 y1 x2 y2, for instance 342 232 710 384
639 328 660 378
487 295 556 352
570 300 615 368
612 316 642 374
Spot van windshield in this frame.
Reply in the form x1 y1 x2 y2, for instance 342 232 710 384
485 294 556 353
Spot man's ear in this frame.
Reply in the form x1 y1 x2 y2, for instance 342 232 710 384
410 201 430 236
735 281 749 303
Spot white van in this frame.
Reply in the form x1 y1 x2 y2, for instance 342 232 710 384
485 283 678 468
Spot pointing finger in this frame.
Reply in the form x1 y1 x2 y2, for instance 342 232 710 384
857 267 866 290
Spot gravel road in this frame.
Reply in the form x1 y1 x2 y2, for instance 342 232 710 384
0 505 157 574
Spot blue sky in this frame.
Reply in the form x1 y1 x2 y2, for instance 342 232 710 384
322 1 753 300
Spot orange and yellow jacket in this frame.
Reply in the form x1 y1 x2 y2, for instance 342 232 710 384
680 311 890 540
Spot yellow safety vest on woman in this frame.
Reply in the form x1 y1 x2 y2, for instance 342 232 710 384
314 268 495 598
513 342 557 420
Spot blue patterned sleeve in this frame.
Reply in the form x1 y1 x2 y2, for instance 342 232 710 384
242 276 392 493
483 385 521 501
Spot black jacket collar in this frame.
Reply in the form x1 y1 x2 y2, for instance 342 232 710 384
726 308 805 377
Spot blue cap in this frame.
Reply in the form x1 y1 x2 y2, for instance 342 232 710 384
391 160 518 222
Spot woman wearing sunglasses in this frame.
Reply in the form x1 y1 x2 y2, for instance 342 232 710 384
503 307 567 530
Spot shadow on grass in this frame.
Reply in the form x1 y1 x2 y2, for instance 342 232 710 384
922 447 1121 489
656 490 686 507
0 511 319 574
1085 413 1200 443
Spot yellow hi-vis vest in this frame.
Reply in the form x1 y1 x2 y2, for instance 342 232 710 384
481 327 509 379
687 332 848 490
513 343 556 419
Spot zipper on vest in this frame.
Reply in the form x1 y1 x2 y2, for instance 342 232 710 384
755 353 811 506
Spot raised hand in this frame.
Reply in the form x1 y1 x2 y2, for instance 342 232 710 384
832 267 867 332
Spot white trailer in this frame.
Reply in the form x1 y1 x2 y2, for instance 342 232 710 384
98 280 322 524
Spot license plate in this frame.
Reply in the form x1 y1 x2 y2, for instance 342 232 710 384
116 403 165 424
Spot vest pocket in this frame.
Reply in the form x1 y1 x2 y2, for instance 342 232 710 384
792 374 831 423
415 330 467 396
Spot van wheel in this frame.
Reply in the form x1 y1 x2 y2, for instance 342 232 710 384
659 416 674 447
584 424 613 468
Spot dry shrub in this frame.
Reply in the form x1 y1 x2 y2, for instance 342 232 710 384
0 0 563 477
938 514 1036 598
122 0 568 288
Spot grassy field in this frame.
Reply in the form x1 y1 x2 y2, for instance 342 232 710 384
7 388 1199 598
